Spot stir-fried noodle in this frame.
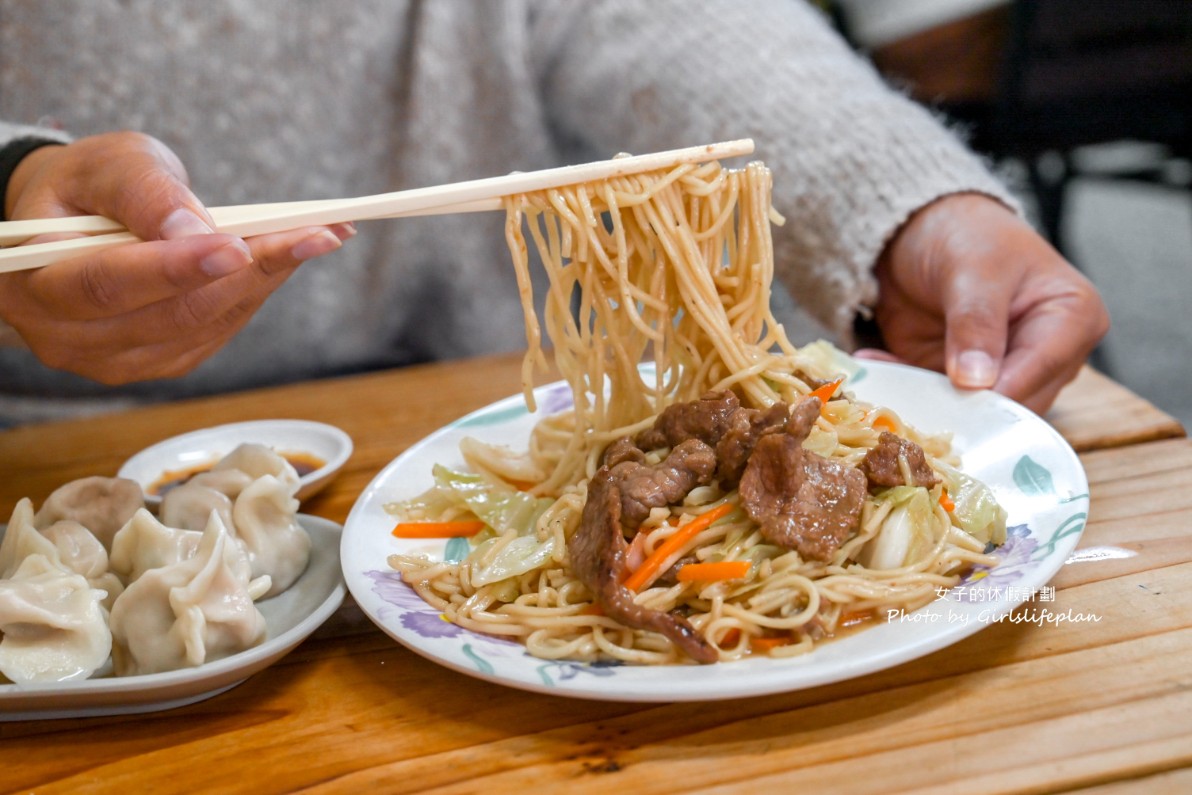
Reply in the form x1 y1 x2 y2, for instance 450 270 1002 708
388 159 1006 664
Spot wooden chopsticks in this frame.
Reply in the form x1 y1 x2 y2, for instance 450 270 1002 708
0 139 754 274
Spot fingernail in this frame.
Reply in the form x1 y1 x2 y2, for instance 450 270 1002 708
200 239 253 277
160 208 215 240
291 230 343 261
332 222 357 239
956 350 997 388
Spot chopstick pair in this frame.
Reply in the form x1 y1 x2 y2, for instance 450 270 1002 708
0 139 754 274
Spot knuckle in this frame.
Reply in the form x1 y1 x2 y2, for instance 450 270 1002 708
128 167 185 209
78 262 119 311
168 288 222 331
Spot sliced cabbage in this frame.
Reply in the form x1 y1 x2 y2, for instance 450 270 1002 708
423 466 557 587
937 462 1007 546
802 426 838 458
795 340 861 382
425 465 553 534
469 534 557 587
858 486 936 570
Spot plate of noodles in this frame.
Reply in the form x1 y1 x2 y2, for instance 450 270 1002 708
341 358 1088 702
341 155 1087 700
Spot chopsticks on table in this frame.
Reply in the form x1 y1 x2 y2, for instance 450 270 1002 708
0 139 755 274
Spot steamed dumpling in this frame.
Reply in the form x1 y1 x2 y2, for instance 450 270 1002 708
109 508 202 585
0 553 112 684
185 469 254 501
232 475 311 597
0 499 58 578
41 520 125 611
109 512 269 676
34 477 144 550
160 481 235 533
1 501 122 612
215 444 300 493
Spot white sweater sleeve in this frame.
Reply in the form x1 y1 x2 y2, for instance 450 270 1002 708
0 120 71 147
528 0 1018 343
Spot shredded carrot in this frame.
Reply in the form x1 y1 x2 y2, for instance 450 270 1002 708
939 488 956 513
750 635 796 653
871 413 898 433
623 502 736 592
504 478 537 492
809 377 845 416
676 559 752 583
580 603 605 617
391 520 486 539
719 628 742 647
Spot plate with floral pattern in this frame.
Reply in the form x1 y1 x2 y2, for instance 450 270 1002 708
341 361 1089 701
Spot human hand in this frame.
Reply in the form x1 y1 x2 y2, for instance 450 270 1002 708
861 193 1109 414
0 131 354 383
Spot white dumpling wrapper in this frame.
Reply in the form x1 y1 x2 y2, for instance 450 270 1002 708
0 553 112 684
232 475 311 597
41 520 125 611
186 468 255 501
33 476 144 550
109 512 269 676
160 482 235 533
215 443 300 494
0 498 58 578
109 508 202 585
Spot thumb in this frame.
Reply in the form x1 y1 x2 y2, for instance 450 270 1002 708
944 292 1010 390
88 133 217 242
115 166 215 243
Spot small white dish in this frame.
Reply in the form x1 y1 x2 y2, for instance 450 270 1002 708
0 515 345 719
119 420 352 505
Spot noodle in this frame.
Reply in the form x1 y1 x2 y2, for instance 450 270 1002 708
387 157 1005 664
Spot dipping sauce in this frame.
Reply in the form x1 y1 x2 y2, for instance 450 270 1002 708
149 451 325 497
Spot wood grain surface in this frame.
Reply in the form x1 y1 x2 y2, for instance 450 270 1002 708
1 355 1188 794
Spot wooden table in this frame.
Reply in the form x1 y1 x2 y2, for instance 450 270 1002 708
2 354 1189 794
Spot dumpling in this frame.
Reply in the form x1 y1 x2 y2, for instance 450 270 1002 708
109 507 264 594
215 443 300 494
0 501 122 612
109 512 269 676
34 476 144 550
232 475 311 597
160 481 235 533
0 499 58 578
109 508 202 585
0 553 112 684
186 468 254 501
41 520 125 610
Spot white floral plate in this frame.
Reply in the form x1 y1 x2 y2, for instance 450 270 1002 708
0 515 345 720
341 361 1089 702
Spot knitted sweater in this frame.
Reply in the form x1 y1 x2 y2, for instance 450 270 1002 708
0 0 1013 424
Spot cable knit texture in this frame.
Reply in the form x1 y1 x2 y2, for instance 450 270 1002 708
0 0 1015 424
